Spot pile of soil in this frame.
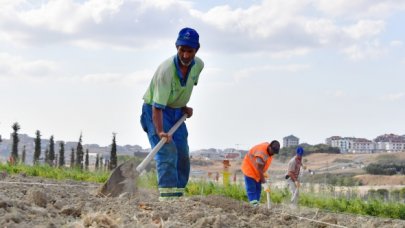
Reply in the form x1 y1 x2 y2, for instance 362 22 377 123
1 174 404 227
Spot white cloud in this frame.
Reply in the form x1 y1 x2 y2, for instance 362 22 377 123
342 40 386 60
0 51 152 85
81 70 152 85
316 0 405 19
304 19 340 45
324 90 347 98
0 52 57 78
381 92 405 101
0 0 403 58
192 0 309 38
270 48 311 58
234 64 310 81
191 0 400 60
332 90 346 98
0 0 192 49
390 40 403 48
343 20 385 40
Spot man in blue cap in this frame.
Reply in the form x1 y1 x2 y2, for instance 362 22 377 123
285 146 307 207
140 27 204 201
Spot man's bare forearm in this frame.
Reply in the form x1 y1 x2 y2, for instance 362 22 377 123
152 106 164 134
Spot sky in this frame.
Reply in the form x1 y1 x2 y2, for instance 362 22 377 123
0 0 405 151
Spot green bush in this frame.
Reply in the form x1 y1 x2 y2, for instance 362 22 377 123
364 160 405 175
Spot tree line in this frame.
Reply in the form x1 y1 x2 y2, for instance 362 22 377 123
278 143 340 162
3 122 118 171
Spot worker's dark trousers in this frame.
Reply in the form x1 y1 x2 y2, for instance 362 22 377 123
244 175 262 203
140 103 190 199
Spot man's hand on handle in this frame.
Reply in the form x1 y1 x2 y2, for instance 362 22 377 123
158 132 172 143
262 183 271 193
182 106 193 118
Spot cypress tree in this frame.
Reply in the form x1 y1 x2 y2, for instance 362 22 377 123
95 153 100 170
33 130 41 165
59 141 65 167
70 148 75 168
105 160 109 170
49 136 55 165
54 154 58 166
109 133 117 170
100 155 104 171
11 122 21 162
21 145 26 164
75 134 84 169
44 147 49 164
85 149 89 170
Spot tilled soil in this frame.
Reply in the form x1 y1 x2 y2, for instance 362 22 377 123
1 174 404 228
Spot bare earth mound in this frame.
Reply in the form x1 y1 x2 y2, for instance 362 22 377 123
1 174 404 227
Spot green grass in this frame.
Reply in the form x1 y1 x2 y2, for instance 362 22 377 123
186 180 248 201
0 163 109 183
300 193 405 219
185 179 405 220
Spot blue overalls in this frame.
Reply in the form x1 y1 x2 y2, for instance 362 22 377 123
140 103 190 200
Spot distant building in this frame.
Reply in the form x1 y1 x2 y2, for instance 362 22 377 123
326 133 405 153
350 138 374 153
283 135 299 148
374 134 405 152
325 136 355 153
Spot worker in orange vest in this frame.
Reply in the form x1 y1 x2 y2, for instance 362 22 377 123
241 140 280 206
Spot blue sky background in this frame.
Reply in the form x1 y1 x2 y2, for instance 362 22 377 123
0 0 404 150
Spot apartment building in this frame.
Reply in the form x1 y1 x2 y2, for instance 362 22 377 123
374 134 405 152
325 136 356 153
326 134 405 153
350 138 374 153
283 135 299 148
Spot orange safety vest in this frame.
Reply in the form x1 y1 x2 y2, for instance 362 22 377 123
241 142 273 182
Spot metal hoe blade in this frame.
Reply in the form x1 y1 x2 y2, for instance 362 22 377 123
98 114 188 197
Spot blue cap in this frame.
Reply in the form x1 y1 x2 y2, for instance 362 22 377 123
175 27 200 49
296 147 304 156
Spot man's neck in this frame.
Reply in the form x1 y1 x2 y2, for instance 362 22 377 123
179 64 188 79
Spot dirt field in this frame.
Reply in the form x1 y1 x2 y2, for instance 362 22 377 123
192 152 405 186
354 174 405 186
1 174 405 228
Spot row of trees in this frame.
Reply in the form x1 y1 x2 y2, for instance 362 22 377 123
6 122 118 171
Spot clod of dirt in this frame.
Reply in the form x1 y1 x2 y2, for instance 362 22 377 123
53 199 68 209
26 188 47 208
0 171 7 179
193 215 226 228
82 213 119 228
60 205 82 217
0 200 10 209
3 210 23 223
28 205 48 216
183 211 205 224
319 214 338 225
281 214 293 221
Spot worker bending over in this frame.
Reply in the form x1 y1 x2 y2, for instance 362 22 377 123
241 141 280 206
